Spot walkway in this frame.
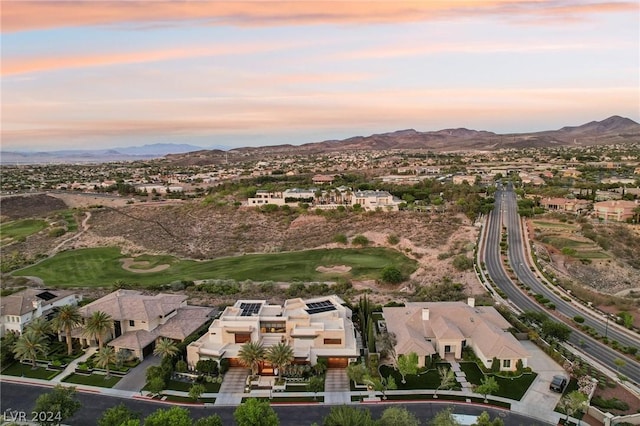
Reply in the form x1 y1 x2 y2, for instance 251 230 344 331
324 368 351 404
213 368 248 406
447 357 473 394
51 346 97 383
113 354 161 391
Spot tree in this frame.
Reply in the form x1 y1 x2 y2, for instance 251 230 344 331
475 376 499 402
614 357 626 373
175 359 188 373
189 383 206 401
1 332 18 365
84 311 113 347
196 359 218 375
25 317 53 336
233 398 279 426
430 408 461 426
541 320 571 342
238 341 265 376
116 348 132 368
266 342 294 379
378 406 420 426
376 331 397 363
193 415 223 426
558 391 588 422
32 385 81 426
98 403 139 426
472 411 504 426
490 357 500 373
13 330 49 368
307 376 324 400
367 321 376 353
346 363 368 385
323 405 375 426
434 366 456 397
95 346 117 378
153 338 179 360
147 376 166 396
144 406 191 426
397 352 419 384
363 374 396 400
380 266 403 284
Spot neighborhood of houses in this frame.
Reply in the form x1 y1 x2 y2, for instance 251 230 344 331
2 289 530 374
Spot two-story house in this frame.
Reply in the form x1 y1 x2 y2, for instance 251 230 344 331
77 290 213 359
187 295 359 372
0 288 81 337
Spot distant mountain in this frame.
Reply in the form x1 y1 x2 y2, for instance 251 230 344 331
0 143 207 165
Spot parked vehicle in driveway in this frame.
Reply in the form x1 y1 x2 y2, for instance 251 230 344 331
549 375 567 393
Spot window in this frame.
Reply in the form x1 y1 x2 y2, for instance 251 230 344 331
235 334 251 344
260 322 286 333
129 320 135 327
503 359 511 368
323 338 341 345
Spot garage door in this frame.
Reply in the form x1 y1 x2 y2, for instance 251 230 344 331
327 357 348 368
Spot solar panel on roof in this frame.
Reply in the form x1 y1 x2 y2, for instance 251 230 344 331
36 291 57 301
240 302 261 316
306 300 336 315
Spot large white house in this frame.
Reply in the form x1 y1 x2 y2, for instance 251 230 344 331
382 299 529 371
187 295 359 372
0 288 81 337
247 188 401 211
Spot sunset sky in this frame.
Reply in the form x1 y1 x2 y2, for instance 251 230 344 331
2 0 639 151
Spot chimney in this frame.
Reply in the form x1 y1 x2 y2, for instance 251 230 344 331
422 308 430 321
32 300 41 310
467 297 475 308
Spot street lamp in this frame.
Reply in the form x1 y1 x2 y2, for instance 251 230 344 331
604 315 610 339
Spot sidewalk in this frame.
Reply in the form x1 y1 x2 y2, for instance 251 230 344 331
51 347 97 383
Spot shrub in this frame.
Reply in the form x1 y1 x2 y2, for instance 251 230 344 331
333 234 348 244
380 266 404 284
219 358 230 374
591 396 629 411
387 234 400 245
48 227 66 238
452 255 473 271
352 235 369 246
491 357 500 373
573 316 585 324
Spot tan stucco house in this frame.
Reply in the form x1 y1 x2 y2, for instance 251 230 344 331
187 295 359 372
382 299 529 371
77 290 213 359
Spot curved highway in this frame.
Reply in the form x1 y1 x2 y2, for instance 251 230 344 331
484 185 640 385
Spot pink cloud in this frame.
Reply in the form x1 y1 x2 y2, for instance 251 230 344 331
2 1 636 33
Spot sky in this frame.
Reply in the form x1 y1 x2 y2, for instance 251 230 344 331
2 0 639 151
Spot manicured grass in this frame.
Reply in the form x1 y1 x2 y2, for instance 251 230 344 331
385 393 511 408
62 373 121 388
165 379 221 393
533 221 577 230
1 362 60 380
380 363 460 391
242 396 324 403
458 362 536 401
13 246 418 287
57 210 78 232
575 251 610 259
0 219 48 245
540 236 596 250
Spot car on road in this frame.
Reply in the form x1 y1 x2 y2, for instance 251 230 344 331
549 375 567 393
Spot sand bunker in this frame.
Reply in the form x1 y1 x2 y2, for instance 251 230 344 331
121 258 170 273
316 265 352 274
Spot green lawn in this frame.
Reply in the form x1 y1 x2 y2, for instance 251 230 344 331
385 394 511 408
0 219 48 245
380 363 460 390
1 362 60 380
13 246 417 287
575 251 610 259
161 395 216 403
62 373 121 388
533 221 577 230
540 236 596 250
165 379 221 393
57 210 78 232
242 396 324 403
459 362 536 400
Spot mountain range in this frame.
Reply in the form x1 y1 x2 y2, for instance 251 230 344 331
2 116 638 165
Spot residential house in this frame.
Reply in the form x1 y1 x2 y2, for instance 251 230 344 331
540 197 590 213
0 289 81 337
382 299 529 371
76 290 213 359
312 175 335 185
187 295 359 373
452 175 478 185
593 200 639 222
351 190 402 211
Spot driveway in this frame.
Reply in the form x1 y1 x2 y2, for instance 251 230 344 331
113 355 161 392
511 340 566 424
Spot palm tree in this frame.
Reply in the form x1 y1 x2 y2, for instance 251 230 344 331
153 338 179 360
52 305 83 356
95 346 117 378
83 311 113 348
238 341 265 376
25 317 53 336
265 342 294 379
13 330 49 368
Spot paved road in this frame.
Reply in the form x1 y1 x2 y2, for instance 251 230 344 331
484 185 640 385
0 382 549 425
